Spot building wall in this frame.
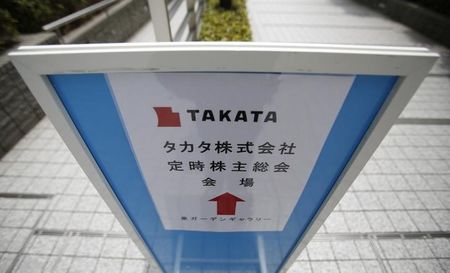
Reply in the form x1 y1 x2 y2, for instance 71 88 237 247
0 33 58 158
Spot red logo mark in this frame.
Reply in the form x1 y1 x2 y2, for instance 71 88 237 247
153 107 181 127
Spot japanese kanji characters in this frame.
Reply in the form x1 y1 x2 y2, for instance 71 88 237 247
165 140 294 188
164 141 295 155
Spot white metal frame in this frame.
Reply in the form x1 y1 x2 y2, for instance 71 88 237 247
9 42 438 273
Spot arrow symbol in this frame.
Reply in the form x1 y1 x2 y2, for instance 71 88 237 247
209 192 245 215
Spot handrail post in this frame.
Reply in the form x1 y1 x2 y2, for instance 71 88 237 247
186 0 196 40
147 0 173 41
55 29 65 44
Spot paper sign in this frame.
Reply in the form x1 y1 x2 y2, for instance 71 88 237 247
108 72 354 231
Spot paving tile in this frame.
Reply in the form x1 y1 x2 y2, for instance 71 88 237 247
121 259 147 273
331 241 360 260
42 256 60 273
77 237 105 257
53 195 80 211
438 259 450 273
356 192 383 211
355 240 376 260
0 253 16 272
126 241 145 259
378 239 409 259
0 209 8 224
344 212 372 233
307 241 334 260
362 260 384 273
59 236 83 256
296 247 308 261
409 210 441 232
287 261 312 273
42 211 71 230
427 238 450 258
388 260 419 273
338 192 361 211
96 200 111 213
387 211 418 232
14 199 37 210
0 228 17 251
324 212 349 233
7 229 32 252
25 235 58 255
338 260 366 273
377 192 404 210
101 238 129 258
367 175 392 191
14 254 48 273
365 211 395 232
3 210 32 228
23 211 42 228
396 192 425 210
417 192 446 209
67 212 94 230
111 220 126 234
6 178 33 193
76 196 100 212
435 192 450 209
385 174 411 190
64 180 88 195
95 258 122 273
414 259 445 273
429 211 450 231
69 257 97 273
404 175 431 191
403 239 435 258
89 213 115 232
351 176 372 191
310 261 340 273
423 175 449 191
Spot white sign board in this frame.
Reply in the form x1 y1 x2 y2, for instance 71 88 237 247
109 72 354 231
10 43 438 273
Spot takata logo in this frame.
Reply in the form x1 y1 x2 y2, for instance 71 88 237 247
153 107 277 127
153 107 181 127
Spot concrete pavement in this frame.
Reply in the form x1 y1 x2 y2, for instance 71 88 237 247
247 0 450 272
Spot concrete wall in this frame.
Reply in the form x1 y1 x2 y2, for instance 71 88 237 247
353 0 450 48
66 0 150 44
0 0 151 158
0 33 58 158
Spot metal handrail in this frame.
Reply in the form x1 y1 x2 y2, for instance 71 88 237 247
168 0 184 19
42 0 118 32
173 0 205 41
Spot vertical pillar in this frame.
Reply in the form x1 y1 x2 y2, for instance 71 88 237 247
147 0 172 41
186 0 196 40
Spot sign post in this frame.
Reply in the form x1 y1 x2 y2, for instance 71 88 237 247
10 43 437 273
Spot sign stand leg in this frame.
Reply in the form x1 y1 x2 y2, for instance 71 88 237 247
257 235 268 273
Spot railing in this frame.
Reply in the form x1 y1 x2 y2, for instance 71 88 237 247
169 0 205 41
42 0 204 42
42 0 119 43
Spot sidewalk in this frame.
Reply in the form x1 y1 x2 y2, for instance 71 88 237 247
247 0 450 272
0 0 449 272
